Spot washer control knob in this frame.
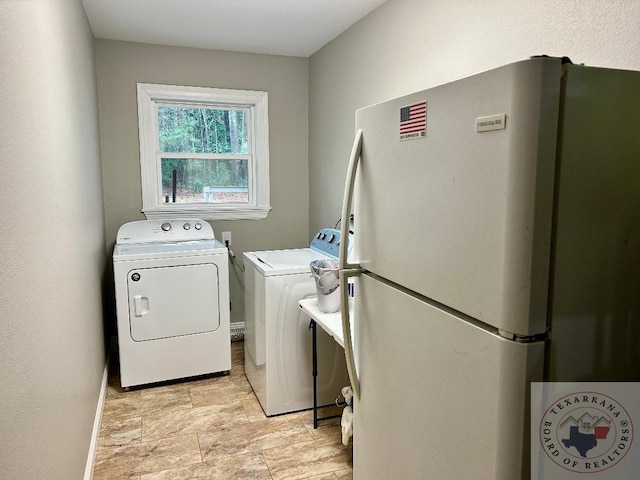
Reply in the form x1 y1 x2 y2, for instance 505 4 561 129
328 234 336 243
194 222 202 230
161 222 171 232
183 223 191 230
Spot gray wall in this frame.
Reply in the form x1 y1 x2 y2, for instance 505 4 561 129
96 40 309 325
0 0 107 478
308 0 640 236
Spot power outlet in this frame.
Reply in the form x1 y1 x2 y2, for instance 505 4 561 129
222 231 232 246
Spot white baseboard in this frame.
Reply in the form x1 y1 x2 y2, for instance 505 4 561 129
83 360 109 480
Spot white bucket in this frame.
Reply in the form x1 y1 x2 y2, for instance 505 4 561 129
310 259 340 313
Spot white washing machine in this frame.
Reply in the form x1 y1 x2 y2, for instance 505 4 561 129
243 228 351 416
113 219 230 388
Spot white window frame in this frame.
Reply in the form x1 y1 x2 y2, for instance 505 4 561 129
137 83 271 220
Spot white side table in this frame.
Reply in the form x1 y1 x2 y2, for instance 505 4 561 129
298 297 353 428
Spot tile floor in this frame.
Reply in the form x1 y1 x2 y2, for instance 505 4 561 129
93 341 353 479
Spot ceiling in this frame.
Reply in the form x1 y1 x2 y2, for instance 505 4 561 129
82 0 388 57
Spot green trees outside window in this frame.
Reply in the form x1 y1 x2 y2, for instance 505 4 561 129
157 106 249 203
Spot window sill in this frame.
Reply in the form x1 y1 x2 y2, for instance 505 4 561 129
142 205 271 221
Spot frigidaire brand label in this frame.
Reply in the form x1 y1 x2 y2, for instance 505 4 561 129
476 113 506 132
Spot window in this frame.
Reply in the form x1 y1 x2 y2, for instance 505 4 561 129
137 83 270 220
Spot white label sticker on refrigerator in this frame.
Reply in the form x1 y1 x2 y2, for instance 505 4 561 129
476 113 506 132
400 101 427 140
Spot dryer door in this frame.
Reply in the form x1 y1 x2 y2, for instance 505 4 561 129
127 263 220 341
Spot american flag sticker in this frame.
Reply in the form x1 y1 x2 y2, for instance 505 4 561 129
400 101 427 140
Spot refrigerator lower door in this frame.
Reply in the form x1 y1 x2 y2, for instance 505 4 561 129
353 274 544 480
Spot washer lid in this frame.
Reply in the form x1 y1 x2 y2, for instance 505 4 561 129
113 239 227 262
243 248 330 276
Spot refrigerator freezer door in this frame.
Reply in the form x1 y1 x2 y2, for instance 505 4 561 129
354 57 561 336
353 274 544 480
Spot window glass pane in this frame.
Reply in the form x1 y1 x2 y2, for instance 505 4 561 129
161 158 249 203
157 106 248 154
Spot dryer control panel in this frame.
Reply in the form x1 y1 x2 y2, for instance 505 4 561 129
116 219 214 244
309 228 353 260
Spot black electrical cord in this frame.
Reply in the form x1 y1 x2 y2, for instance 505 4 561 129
334 216 355 234
225 240 245 272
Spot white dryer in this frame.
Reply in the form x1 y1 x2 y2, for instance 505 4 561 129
113 219 230 388
243 229 351 416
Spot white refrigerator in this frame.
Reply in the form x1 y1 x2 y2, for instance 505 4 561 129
338 56 640 479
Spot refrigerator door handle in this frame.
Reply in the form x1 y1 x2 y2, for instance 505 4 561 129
339 129 363 400
339 129 363 270
340 268 361 399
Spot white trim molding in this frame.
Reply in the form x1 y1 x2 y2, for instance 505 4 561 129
83 360 109 480
137 83 271 221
